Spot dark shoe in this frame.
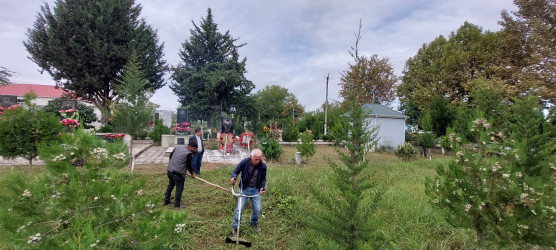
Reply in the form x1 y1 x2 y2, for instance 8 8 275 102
163 201 171 206
232 229 238 237
251 224 261 232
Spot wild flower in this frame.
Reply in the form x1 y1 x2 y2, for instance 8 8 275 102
465 204 472 213
517 224 529 230
456 151 463 157
93 197 99 202
434 199 439 204
22 189 31 197
135 190 143 195
27 233 41 244
92 147 108 159
90 240 99 248
113 153 126 160
515 154 520 160
111 195 116 200
446 199 450 203
531 210 537 216
516 172 523 178
52 154 66 161
174 223 185 233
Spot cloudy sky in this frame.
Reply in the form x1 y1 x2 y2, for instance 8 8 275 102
1 0 517 112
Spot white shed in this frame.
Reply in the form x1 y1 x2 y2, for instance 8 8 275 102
362 104 407 152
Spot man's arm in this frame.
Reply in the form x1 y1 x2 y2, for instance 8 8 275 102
186 153 195 178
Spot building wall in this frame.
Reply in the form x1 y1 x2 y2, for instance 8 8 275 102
367 116 406 151
155 110 173 128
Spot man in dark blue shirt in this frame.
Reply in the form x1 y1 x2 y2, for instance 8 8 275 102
230 149 267 235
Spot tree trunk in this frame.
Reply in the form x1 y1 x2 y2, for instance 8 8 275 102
28 158 32 166
477 227 483 250
129 139 133 171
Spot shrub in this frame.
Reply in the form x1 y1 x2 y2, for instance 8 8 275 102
0 93 63 165
150 119 170 145
394 142 418 160
98 124 113 133
260 135 282 161
138 130 149 140
0 128 193 249
281 122 299 142
296 131 315 163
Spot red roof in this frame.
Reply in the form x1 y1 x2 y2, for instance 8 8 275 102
0 83 71 98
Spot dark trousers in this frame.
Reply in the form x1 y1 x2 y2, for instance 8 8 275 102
192 151 204 175
164 170 185 207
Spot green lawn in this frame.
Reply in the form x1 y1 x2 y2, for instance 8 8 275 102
1 145 481 249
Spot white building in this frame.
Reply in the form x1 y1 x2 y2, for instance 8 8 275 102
362 104 408 152
154 109 173 128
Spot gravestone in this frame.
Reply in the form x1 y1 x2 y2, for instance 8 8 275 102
0 95 17 108
222 118 233 134
177 108 188 123
59 99 77 111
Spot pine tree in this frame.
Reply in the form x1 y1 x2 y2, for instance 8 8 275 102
296 131 315 163
24 0 167 123
426 106 555 248
305 22 380 249
110 52 156 140
171 8 254 129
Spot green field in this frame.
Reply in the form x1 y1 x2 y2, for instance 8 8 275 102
0 145 483 249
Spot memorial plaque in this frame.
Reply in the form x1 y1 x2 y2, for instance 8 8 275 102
0 95 17 108
177 108 188 124
59 99 77 111
221 118 233 134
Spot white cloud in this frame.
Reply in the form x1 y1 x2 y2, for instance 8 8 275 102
0 0 517 112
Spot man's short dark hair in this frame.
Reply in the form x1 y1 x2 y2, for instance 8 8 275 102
195 127 202 133
188 140 198 148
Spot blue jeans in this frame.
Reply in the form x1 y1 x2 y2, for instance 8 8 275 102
232 187 261 230
192 151 204 175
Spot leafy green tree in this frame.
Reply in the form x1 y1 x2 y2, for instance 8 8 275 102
0 66 14 86
110 53 156 140
0 93 63 165
171 8 253 130
498 0 556 104
282 95 305 120
24 0 167 123
398 22 499 112
305 23 381 249
427 96 455 136
296 131 315 163
253 85 293 123
43 97 98 129
339 54 397 107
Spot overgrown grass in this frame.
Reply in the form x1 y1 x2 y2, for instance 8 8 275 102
1 145 480 249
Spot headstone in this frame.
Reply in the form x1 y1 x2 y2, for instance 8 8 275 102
59 99 77 111
222 118 233 133
176 137 185 145
295 152 302 164
0 95 17 108
177 108 188 123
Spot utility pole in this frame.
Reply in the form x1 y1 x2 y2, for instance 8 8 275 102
324 73 329 135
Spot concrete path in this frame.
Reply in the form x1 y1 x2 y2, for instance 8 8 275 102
0 142 248 166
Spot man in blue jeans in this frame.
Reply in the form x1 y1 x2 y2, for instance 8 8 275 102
164 140 197 208
230 149 267 235
189 128 204 175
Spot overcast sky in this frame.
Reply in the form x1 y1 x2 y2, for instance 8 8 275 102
0 0 517 112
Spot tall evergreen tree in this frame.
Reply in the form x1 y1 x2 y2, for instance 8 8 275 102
24 0 167 123
0 66 14 86
171 8 253 130
110 52 156 140
306 22 380 249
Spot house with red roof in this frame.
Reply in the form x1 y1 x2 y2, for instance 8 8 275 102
0 83 101 128
0 83 72 108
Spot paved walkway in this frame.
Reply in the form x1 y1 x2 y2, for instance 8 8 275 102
0 142 248 166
